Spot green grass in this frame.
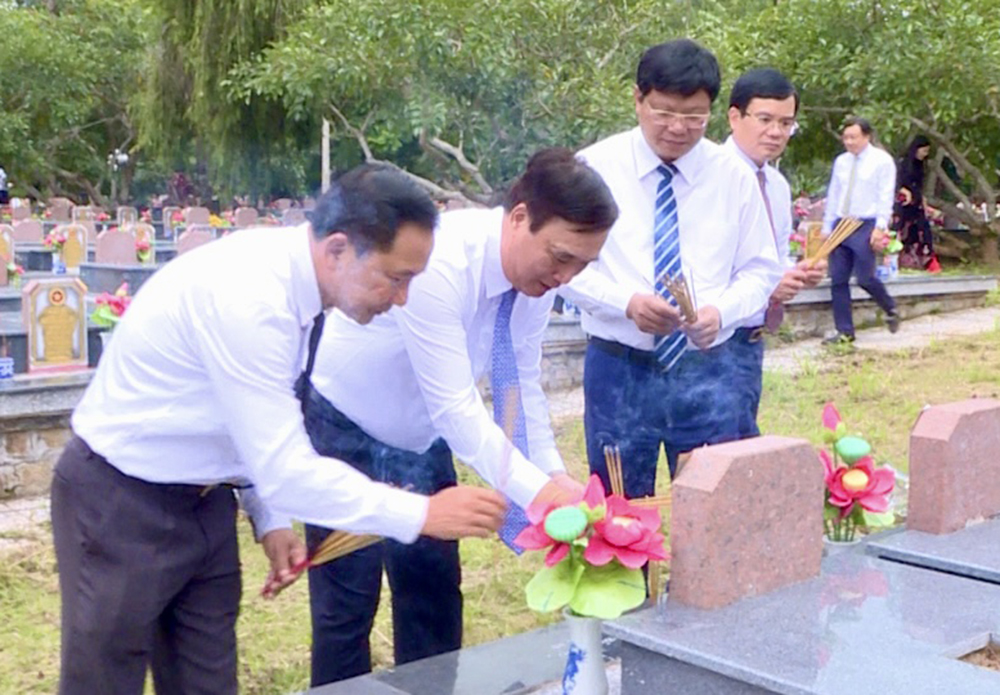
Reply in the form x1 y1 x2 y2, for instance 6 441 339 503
3 328 1000 693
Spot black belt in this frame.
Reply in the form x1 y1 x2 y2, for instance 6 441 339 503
74 436 250 498
588 336 660 369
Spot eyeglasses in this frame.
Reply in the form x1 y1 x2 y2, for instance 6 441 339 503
645 107 710 130
744 111 799 136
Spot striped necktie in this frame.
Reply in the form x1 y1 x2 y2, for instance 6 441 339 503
490 289 530 552
653 164 687 368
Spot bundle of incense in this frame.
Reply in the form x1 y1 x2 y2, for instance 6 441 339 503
603 444 625 497
660 272 697 324
628 494 671 509
648 559 662 604
261 531 381 598
806 217 862 267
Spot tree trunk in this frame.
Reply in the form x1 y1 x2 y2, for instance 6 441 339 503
980 224 1000 265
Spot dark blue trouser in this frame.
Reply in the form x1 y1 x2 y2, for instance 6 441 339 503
828 217 896 336
298 379 462 687
583 332 763 499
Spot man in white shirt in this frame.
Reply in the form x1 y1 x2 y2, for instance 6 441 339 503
0 164 9 205
301 149 618 686
560 39 782 498
724 68 827 424
50 166 507 695
822 117 900 343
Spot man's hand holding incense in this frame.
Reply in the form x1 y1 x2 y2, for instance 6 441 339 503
683 305 721 350
798 258 827 288
772 267 808 303
261 528 307 599
626 293 682 335
422 486 506 540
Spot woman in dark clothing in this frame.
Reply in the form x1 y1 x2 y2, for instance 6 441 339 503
894 135 933 266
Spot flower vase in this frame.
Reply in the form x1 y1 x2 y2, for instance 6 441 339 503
822 535 861 557
562 610 608 695
51 251 66 275
886 253 900 280
0 356 14 379
98 330 113 355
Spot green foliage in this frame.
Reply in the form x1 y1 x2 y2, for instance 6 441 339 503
0 0 150 203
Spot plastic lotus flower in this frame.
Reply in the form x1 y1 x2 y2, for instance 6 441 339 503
6 259 24 288
43 230 67 251
90 282 132 330
819 403 895 541
517 474 667 620
135 238 152 264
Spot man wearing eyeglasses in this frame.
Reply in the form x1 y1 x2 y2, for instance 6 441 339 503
724 68 827 424
560 39 782 499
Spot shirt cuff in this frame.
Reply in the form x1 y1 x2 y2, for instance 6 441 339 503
505 457 553 510
604 284 635 316
239 488 293 541
711 296 741 334
377 487 431 544
876 217 888 230
532 448 566 476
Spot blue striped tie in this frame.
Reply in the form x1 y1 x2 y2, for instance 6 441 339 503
491 289 531 553
653 164 687 368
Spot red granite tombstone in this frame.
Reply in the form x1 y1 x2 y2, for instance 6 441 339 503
669 435 824 610
908 399 1000 534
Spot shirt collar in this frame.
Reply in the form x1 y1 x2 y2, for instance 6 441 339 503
482 207 513 299
724 135 768 175
632 127 706 185
290 223 324 328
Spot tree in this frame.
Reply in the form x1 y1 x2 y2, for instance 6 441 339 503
235 0 679 202
0 0 150 205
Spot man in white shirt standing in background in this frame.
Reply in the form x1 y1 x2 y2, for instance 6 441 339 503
51 166 507 695
724 67 827 426
301 148 618 686
822 117 900 344
559 38 782 499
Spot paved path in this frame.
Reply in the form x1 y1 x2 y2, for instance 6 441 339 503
3 305 998 541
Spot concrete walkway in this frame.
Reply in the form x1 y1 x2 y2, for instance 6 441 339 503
3 305 998 543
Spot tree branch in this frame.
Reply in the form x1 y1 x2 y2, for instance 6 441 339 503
909 116 996 203
421 132 493 194
327 103 475 205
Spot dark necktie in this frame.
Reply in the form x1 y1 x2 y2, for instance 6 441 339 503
653 164 686 367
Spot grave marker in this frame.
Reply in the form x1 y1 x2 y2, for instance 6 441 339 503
21 277 89 372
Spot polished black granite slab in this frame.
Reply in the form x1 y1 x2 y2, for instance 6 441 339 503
606 549 1000 694
867 518 1000 584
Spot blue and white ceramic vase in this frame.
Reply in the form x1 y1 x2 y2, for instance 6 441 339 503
562 610 608 695
51 251 66 275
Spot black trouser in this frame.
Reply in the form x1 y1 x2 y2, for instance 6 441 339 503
583 331 763 499
51 436 241 695
298 379 462 687
828 217 896 337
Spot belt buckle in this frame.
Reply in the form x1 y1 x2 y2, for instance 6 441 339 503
199 484 218 497
748 328 765 343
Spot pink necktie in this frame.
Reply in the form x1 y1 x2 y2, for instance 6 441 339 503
757 170 784 333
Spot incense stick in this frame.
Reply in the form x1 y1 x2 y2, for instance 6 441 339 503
261 530 382 598
603 445 625 497
628 495 672 509
806 217 862 267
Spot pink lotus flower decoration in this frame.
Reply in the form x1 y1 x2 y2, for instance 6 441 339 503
820 451 894 521
585 495 668 569
514 475 605 567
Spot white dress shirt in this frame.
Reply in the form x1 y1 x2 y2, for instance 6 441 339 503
822 143 897 233
723 135 796 327
310 207 562 510
72 225 428 542
560 128 782 350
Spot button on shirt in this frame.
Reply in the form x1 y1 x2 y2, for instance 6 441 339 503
310 207 562 510
723 135 796 328
560 128 782 350
72 225 429 542
822 143 897 233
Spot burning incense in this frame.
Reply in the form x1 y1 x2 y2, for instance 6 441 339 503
603 444 625 497
806 217 862 267
660 272 697 324
261 530 381 598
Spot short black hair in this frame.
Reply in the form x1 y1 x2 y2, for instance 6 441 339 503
636 38 721 102
504 148 618 235
729 68 799 114
843 116 874 137
309 164 438 254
